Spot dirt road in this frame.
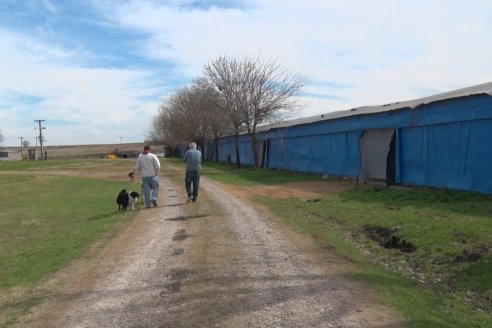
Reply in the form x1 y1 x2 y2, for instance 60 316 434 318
13 166 406 327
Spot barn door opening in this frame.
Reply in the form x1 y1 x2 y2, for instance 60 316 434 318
260 139 268 169
360 129 396 185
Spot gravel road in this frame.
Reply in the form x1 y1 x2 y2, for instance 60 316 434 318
13 167 406 328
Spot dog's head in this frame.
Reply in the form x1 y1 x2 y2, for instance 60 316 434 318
119 189 127 195
129 191 139 198
128 171 135 178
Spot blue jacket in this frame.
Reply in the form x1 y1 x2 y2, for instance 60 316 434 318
183 149 202 172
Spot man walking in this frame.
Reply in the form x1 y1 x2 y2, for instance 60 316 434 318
182 142 202 203
135 145 160 208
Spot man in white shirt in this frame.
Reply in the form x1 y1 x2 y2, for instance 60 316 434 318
135 145 160 208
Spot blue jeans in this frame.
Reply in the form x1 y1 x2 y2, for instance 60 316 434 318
185 170 200 201
142 176 159 208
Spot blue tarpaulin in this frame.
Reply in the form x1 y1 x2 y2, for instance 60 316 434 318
400 119 492 194
203 84 492 195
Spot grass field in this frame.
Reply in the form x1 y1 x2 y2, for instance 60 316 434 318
259 189 492 327
1 157 491 327
0 159 138 327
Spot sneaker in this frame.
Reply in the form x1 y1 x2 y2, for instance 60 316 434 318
151 199 157 207
186 197 193 203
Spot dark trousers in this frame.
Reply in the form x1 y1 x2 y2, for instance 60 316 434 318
185 170 200 201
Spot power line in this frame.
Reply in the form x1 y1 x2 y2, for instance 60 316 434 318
19 136 24 159
34 120 46 160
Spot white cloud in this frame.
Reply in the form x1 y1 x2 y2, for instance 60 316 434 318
2 0 492 145
0 27 162 146
98 0 492 108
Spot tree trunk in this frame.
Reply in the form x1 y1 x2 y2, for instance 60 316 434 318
250 133 259 168
214 136 219 162
198 139 205 161
234 132 241 168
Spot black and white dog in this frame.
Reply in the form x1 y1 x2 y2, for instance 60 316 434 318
117 189 140 211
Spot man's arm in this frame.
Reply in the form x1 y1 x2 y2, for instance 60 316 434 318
153 155 160 175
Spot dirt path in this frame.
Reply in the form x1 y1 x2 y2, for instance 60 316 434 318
12 165 406 327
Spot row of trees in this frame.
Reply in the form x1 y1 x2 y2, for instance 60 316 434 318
147 55 305 168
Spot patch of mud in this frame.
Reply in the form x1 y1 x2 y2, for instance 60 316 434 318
160 268 192 295
455 244 491 263
172 228 189 241
363 225 417 253
160 282 181 295
168 267 192 281
172 248 184 256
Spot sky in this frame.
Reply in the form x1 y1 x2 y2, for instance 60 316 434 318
1 0 492 147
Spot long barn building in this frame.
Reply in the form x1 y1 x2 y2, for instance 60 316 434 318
200 82 492 195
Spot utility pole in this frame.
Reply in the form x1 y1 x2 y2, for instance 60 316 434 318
120 136 123 145
34 120 46 160
19 136 24 159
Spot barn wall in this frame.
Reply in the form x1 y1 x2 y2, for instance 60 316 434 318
216 134 254 165
266 131 360 176
195 93 492 195
399 119 492 194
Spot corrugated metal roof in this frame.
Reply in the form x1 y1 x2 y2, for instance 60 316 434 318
262 81 492 131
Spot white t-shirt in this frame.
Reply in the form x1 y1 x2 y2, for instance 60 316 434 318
135 152 160 177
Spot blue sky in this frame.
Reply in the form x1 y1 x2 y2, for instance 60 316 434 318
1 0 492 146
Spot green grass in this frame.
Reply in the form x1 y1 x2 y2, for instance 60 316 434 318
0 160 138 327
167 157 321 186
189 159 492 327
0 158 129 172
256 187 492 327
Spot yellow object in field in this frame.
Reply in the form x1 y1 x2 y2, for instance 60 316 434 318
107 154 118 160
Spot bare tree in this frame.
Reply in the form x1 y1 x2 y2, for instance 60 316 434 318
23 139 30 148
147 104 181 155
0 128 4 147
149 79 227 158
204 56 247 168
193 78 229 161
242 56 304 167
168 85 208 152
204 55 305 168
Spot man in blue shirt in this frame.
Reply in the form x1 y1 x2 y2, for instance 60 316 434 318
182 142 202 203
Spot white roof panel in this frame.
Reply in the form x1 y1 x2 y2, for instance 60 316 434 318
262 81 492 131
